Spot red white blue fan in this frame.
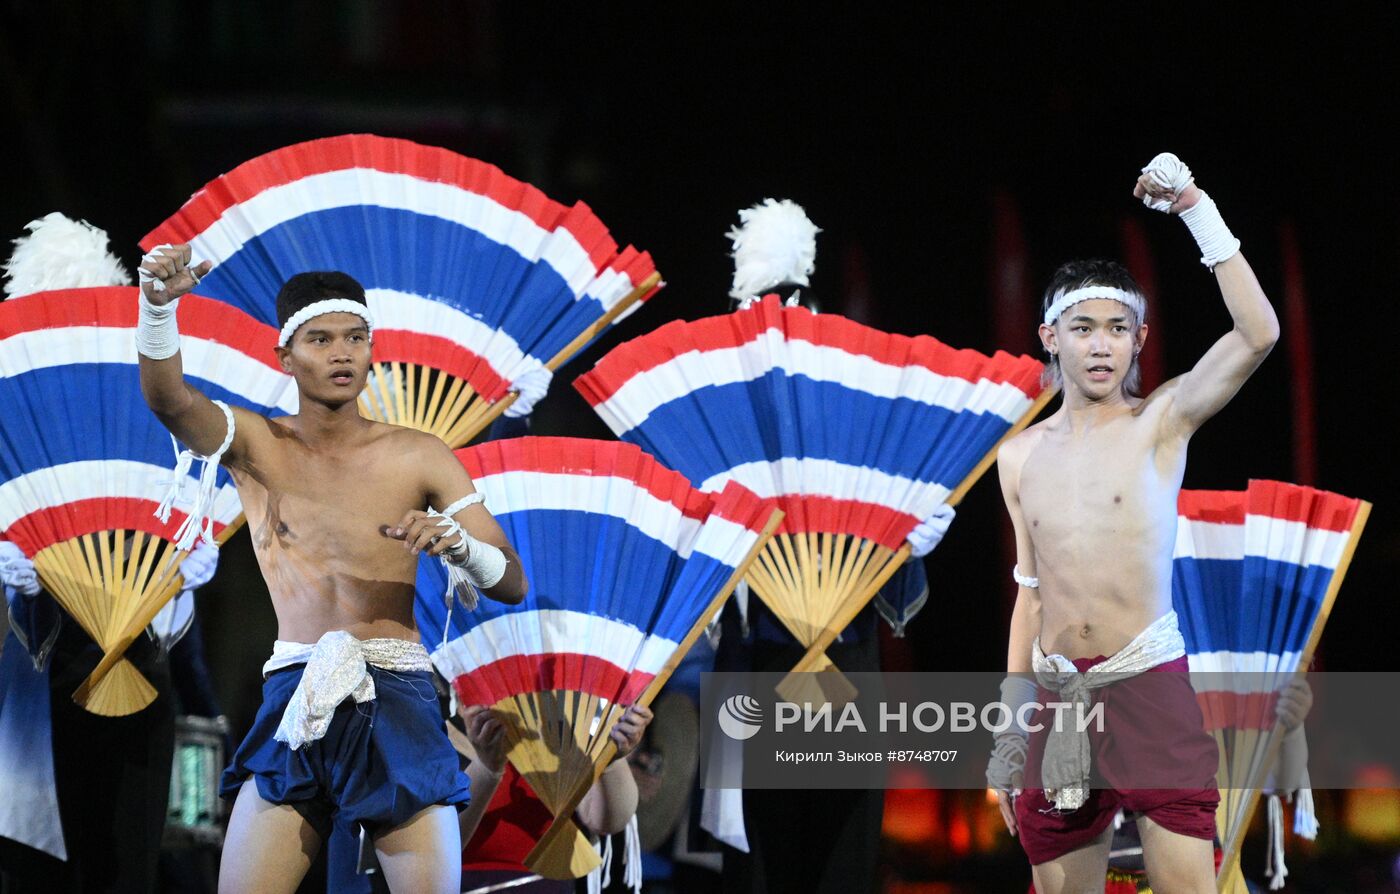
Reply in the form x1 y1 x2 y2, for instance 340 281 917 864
416 436 779 879
1173 480 1369 885
576 296 1050 678
0 286 295 715
143 134 662 445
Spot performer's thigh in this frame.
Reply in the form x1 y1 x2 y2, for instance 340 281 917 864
217 779 321 894
1136 815 1215 894
374 804 461 894
1028 822 1113 894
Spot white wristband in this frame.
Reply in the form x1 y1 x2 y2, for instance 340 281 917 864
448 532 508 590
1178 190 1241 270
136 292 181 360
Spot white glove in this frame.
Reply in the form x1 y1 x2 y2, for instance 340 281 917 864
179 540 219 590
504 365 553 418
1140 152 1194 212
907 504 956 558
0 541 41 597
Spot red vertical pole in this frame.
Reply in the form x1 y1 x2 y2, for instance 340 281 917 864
1119 216 1164 393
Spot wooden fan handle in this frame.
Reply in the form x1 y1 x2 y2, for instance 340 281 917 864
947 385 1058 507
525 506 782 874
789 544 910 675
1215 500 1371 888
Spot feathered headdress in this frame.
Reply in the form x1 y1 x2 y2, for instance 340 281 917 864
2 213 131 299
727 199 820 305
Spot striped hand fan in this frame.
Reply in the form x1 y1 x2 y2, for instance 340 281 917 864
416 436 780 879
142 134 662 446
576 296 1051 686
0 286 295 715
1173 480 1370 889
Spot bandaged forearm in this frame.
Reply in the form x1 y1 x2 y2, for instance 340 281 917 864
444 532 508 589
986 675 1037 791
136 292 181 360
1179 190 1241 269
430 494 507 590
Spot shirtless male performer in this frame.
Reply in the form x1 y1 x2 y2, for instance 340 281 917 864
135 247 528 894
988 153 1280 894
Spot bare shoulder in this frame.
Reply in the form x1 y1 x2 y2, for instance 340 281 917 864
1134 375 1191 440
998 422 1048 473
995 422 1048 503
374 423 449 455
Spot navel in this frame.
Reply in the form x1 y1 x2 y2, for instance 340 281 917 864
1079 623 1092 639
1032 519 1039 528
1113 495 1122 504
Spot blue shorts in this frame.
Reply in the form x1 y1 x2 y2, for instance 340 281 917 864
220 664 470 838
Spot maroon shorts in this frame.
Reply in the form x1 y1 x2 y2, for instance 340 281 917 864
1014 654 1220 865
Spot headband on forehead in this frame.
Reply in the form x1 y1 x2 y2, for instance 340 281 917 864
1043 285 1145 327
277 299 375 347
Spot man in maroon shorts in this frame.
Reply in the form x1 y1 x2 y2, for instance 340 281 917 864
989 153 1280 893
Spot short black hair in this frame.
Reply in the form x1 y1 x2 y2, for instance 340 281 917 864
1039 259 1148 398
275 271 368 330
1040 259 1145 326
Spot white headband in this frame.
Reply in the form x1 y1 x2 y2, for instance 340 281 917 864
1042 285 1145 327
277 298 375 347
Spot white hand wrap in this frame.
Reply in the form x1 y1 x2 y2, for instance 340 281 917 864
1140 152 1195 212
1141 153 1241 269
986 675 1038 792
429 493 507 605
1178 190 1241 269
136 292 181 360
137 244 202 294
1012 565 1039 589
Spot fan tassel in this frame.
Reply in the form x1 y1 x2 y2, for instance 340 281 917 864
1265 793 1288 890
585 816 642 894
156 401 234 550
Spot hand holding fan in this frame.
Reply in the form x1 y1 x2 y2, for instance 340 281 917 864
0 286 294 714
416 436 780 878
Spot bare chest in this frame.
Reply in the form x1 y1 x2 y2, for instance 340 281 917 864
1018 421 1177 549
232 442 426 559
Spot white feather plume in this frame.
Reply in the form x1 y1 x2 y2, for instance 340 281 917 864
727 199 820 302
3 212 132 299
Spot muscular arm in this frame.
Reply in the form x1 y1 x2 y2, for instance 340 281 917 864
407 436 528 603
1161 246 1279 436
137 244 253 462
1134 167 1281 437
139 354 255 462
998 437 1040 673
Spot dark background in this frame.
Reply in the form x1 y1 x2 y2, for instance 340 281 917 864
3 0 1396 791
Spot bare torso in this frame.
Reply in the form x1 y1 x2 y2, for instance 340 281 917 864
1012 393 1186 659
230 414 438 644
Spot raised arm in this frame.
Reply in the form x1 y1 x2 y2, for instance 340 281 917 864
137 244 255 462
386 434 529 604
1134 154 1281 437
